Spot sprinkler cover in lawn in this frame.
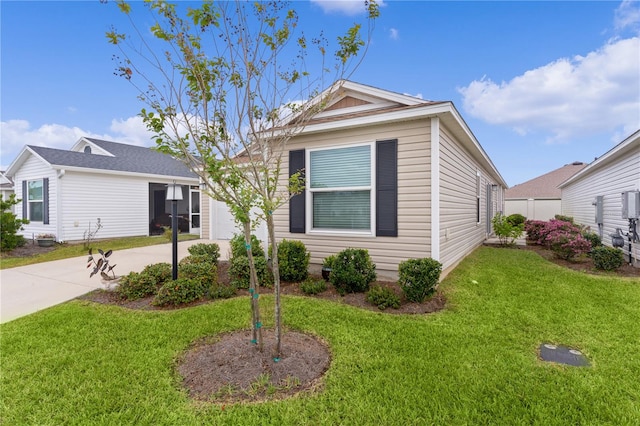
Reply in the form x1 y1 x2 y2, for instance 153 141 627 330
539 343 590 367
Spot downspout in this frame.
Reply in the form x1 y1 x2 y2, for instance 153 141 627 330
56 169 65 242
431 117 440 261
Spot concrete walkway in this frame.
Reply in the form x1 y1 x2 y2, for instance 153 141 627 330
0 239 230 324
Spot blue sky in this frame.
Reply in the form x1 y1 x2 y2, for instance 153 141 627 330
1 0 639 187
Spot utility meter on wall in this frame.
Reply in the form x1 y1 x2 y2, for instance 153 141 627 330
622 191 640 220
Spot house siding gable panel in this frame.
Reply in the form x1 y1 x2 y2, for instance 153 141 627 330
561 145 640 266
274 120 431 278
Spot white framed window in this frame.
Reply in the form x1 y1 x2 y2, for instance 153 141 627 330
307 143 374 234
27 179 44 222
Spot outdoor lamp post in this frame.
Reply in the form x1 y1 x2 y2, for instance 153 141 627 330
166 181 183 280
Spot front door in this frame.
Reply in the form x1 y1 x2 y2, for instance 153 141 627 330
190 187 201 235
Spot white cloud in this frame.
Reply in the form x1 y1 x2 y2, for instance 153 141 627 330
389 27 399 40
458 37 640 142
615 0 640 32
310 0 384 16
0 117 154 169
404 92 423 100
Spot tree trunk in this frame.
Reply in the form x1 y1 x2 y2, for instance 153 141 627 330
243 221 263 352
267 215 282 358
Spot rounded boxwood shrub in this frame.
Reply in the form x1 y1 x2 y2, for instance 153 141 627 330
592 246 625 271
229 255 272 289
230 233 265 258
366 285 401 310
582 231 602 251
187 243 220 264
179 262 218 287
117 271 157 301
300 278 327 295
153 278 208 306
398 258 442 303
277 239 310 282
179 254 214 265
141 262 172 286
330 248 377 295
506 213 526 227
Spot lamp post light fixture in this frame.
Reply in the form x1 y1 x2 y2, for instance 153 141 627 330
166 181 183 280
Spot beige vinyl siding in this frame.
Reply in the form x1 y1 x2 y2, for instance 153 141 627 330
58 171 150 241
438 125 499 273
275 119 431 278
562 144 640 266
14 155 58 239
201 194 210 239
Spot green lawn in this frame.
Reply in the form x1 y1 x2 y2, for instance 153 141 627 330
1 247 639 425
0 234 199 269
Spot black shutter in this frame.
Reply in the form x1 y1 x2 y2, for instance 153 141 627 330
22 181 27 219
289 149 305 233
376 139 398 237
43 178 49 225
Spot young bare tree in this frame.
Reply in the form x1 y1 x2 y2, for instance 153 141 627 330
108 0 379 358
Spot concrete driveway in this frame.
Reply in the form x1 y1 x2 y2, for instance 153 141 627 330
0 239 230 324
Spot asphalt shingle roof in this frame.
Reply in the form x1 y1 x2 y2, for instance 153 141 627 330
506 162 587 199
28 138 197 179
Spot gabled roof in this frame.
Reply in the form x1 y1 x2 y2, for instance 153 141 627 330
6 138 197 180
0 171 14 190
558 129 640 188
296 80 508 188
506 162 587 199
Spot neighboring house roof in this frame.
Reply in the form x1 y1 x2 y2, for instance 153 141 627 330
506 161 587 199
6 138 197 180
0 171 14 190
558 129 640 188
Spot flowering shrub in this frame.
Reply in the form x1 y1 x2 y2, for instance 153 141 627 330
524 220 547 243
530 219 581 248
548 232 592 260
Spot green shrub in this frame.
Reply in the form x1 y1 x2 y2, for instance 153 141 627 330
330 248 377 295
179 262 218 287
322 254 337 269
277 239 310 282
117 271 158 300
366 285 401 310
209 283 237 299
582 231 602 251
187 243 220 264
229 255 272 289
300 278 327 295
153 278 208 306
492 212 524 246
179 254 213 265
398 258 442 303
141 262 172 286
554 214 575 224
1 194 29 252
506 213 526 227
592 246 625 271
230 233 265 258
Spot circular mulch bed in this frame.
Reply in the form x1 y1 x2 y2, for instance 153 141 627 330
178 329 330 403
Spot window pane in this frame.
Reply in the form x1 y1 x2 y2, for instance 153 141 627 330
28 180 43 201
30 202 43 222
310 145 370 188
313 191 370 230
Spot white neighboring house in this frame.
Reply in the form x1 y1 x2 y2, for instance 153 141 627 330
6 138 201 242
0 171 15 209
559 130 640 268
505 162 587 221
